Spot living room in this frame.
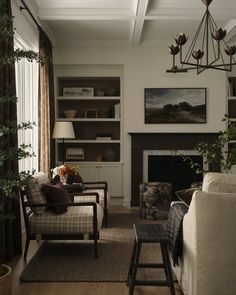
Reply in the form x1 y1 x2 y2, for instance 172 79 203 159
1 0 236 294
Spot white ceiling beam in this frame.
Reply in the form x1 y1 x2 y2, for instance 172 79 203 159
224 20 236 42
39 8 135 20
131 0 149 46
146 7 236 20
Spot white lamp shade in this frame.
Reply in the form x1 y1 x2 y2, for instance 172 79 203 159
52 121 75 139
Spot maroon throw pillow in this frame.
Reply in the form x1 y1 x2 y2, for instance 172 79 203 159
51 175 61 185
41 182 70 214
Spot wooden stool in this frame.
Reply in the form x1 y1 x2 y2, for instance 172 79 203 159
127 223 175 295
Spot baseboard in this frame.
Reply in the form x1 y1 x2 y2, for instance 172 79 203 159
109 197 124 206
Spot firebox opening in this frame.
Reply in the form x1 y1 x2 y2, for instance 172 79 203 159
148 155 203 195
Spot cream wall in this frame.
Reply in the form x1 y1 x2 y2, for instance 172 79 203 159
54 46 227 206
12 0 39 50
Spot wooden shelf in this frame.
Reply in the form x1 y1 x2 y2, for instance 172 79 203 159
57 118 120 122
56 139 120 143
57 96 120 100
55 73 122 163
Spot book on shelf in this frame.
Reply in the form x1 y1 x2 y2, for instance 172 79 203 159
96 137 112 140
96 133 112 140
114 103 120 118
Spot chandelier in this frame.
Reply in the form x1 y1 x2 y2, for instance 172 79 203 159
166 0 236 74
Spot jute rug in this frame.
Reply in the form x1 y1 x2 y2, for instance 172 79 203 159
20 212 166 282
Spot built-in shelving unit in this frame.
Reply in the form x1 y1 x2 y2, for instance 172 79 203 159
53 65 123 200
55 76 121 163
227 75 236 169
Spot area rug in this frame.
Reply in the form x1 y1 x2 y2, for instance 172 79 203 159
20 212 166 282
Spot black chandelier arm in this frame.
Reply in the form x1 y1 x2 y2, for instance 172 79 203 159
208 14 219 60
181 11 207 65
167 0 236 74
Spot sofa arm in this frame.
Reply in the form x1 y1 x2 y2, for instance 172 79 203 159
170 201 185 207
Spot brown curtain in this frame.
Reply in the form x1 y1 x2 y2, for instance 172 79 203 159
39 29 55 173
0 0 22 263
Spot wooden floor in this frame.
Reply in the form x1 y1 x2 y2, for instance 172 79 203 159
9 207 184 295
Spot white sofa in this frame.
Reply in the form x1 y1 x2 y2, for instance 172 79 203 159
173 172 236 295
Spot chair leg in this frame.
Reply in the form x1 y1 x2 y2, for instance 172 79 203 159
128 241 142 295
94 232 98 259
127 239 137 285
24 237 30 259
162 244 176 295
104 208 108 227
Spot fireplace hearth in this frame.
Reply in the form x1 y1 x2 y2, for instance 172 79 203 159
129 133 218 206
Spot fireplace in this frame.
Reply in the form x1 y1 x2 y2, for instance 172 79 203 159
143 150 204 192
129 133 218 206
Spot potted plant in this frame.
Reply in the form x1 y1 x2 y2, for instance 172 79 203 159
0 3 43 291
183 115 236 174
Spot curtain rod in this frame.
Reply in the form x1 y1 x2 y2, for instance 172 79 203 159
20 0 42 31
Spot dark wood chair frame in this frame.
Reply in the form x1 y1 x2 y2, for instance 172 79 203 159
20 191 101 259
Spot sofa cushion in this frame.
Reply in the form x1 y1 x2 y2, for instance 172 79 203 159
175 188 198 206
41 181 70 214
34 171 50 186
202 172 236 193
25 176 47 215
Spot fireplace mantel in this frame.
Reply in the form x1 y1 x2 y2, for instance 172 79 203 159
129 132 218 206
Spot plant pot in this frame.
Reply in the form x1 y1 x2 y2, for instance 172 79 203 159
0 264 12 295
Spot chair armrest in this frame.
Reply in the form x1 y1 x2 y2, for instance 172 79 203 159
83 181 108 191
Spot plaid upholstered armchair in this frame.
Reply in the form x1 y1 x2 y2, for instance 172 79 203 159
20 172 104 259
52 165 109 227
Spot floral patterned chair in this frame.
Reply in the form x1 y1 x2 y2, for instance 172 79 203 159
140 182 173 220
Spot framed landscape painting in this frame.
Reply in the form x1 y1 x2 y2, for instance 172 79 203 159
145 88 206 123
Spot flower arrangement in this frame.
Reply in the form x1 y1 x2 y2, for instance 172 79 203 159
53 164 81 184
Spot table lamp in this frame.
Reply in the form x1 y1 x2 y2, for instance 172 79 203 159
52 121 75 164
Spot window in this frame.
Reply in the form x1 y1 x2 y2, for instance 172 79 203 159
15 33 39 172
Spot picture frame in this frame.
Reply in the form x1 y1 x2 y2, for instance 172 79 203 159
63 87 94 97
145 88 206 124
66 148 85 160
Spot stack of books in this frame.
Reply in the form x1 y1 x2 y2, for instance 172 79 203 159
96 133 112 140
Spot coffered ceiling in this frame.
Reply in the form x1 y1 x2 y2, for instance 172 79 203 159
19 0 236 47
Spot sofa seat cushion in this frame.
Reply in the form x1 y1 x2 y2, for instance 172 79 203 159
78 189 109 208
202 172 236 193
29 204 104 234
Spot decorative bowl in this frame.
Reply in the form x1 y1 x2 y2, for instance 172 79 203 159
64 110 76 118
